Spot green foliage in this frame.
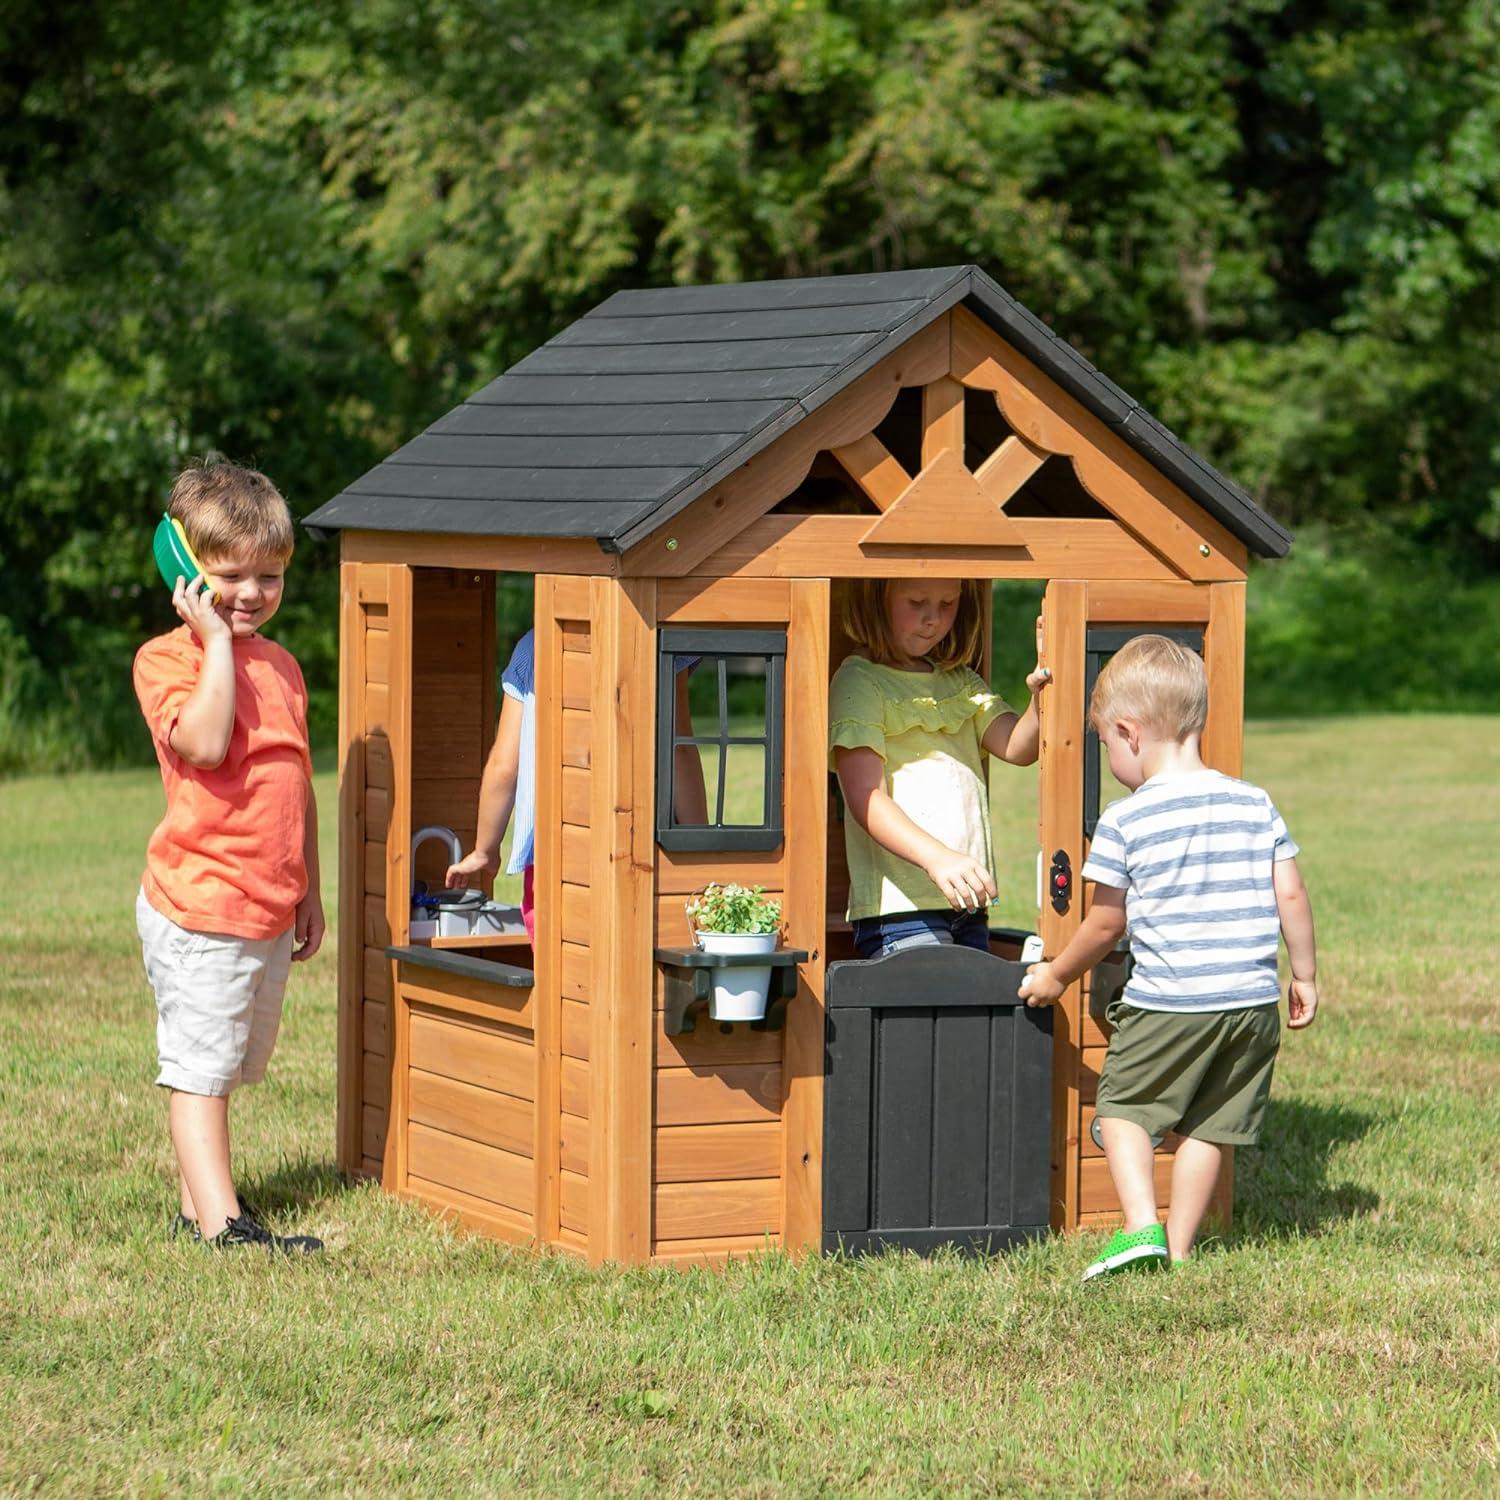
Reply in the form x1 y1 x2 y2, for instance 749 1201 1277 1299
4 0 1500 770
684 881 783 935
1246 531 1500 714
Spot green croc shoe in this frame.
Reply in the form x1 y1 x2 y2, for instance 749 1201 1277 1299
1082 1223 1169 1281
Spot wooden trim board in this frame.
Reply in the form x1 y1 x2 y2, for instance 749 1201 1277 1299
342 530 618 575
336 559 369 1171
781 578 830 1255
586 577 658 1264
690 514 1178 580
1040 581 1086 1232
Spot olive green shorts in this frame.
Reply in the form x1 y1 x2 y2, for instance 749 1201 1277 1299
1096 999 1281 1146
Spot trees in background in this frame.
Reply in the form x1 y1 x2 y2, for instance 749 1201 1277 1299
3 0 1497 767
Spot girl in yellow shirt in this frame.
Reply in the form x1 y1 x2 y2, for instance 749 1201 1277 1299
830 578 1050 959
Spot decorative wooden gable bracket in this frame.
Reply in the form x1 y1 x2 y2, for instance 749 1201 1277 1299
827 370 1048 548
624 309 1246 581
856 447 1029 547
948 307 1245 579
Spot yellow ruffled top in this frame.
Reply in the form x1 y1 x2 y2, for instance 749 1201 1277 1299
828 655 1011 921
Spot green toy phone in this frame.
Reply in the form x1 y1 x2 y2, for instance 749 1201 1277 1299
152 514 218 603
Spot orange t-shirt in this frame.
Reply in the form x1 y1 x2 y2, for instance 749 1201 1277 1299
134 626 312 939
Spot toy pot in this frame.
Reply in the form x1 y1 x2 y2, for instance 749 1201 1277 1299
694 930 778 1021
434 887 485 937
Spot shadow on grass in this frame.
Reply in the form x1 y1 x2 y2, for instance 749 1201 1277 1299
242 1154 351 1220
1229 1096 1379 1243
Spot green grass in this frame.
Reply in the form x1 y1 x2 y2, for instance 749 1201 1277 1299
2 717 1497 1494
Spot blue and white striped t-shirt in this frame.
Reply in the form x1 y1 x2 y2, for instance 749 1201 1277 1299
1081 769 1298 1013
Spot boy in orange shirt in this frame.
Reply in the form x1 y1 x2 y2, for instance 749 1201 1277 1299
133 460 325 1253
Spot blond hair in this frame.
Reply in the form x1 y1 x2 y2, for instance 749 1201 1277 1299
168 458 294 563
842 577 987 671
1090 634 1208 739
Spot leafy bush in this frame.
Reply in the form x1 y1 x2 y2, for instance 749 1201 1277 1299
1245 532 1500 714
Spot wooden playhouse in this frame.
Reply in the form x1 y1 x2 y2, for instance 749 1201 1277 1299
304 264 1291 1268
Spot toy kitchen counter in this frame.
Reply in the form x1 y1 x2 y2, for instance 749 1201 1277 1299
379 941 538 1243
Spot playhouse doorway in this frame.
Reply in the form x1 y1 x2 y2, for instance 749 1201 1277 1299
817 576 1056 1255
821 578 1049 950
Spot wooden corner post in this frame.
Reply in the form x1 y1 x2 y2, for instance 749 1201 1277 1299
587 577 658 1265
781 578 830 1255
336 559 366 1173
380 565 414 1194
1039 580 1086 1232
336 556 406 1180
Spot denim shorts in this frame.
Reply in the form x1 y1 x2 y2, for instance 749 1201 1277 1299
136 888 293 1096
851 908 992 960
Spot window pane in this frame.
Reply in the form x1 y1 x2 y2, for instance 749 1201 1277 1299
671 738 713 826
683 654 768 732
721 742 767 825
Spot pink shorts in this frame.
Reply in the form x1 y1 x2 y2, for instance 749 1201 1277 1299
522 864 535 942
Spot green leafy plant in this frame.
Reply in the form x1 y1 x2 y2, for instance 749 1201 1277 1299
684 883 782 936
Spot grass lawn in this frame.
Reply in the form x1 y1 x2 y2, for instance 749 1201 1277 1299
2 716 1496 1494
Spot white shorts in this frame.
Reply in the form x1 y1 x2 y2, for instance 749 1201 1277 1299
136 888 293 1096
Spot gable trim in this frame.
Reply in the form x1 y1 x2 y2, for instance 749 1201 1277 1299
951 307 1246 580
629 305 1248 583
860 448 1027 548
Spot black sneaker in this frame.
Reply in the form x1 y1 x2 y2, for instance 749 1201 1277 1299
168 1190 261 1243
205 1213 324 1255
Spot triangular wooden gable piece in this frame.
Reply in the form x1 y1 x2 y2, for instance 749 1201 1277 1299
860 448 1027 547
950 307 1245 579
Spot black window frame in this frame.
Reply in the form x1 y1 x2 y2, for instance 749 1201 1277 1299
655 627 786 853
1083 625 1205 837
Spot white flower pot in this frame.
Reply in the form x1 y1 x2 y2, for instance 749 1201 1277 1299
694 930 778 1022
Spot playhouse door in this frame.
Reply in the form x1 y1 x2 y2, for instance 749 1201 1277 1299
822 946 1053 1255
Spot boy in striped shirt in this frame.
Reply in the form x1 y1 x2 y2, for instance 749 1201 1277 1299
1020 635 1319 1280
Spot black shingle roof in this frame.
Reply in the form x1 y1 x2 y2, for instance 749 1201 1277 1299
305 265 1291 559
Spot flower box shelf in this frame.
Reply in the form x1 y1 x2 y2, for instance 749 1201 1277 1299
654 946 810 1035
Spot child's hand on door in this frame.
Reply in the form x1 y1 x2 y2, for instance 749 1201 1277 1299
1019 960 1064 1007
